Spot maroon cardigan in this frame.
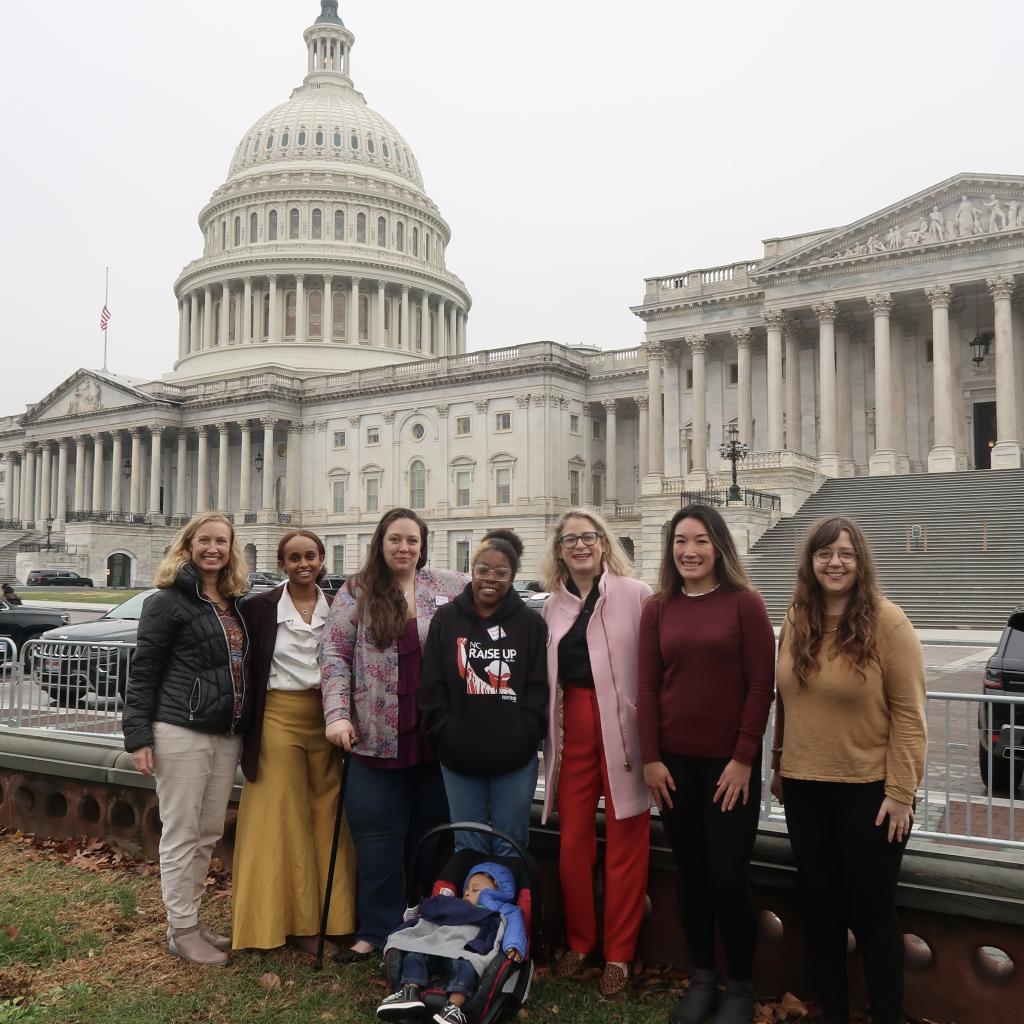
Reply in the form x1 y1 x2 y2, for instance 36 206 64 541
238 585 334 781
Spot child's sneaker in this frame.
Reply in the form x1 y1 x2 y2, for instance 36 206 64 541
377 984 425 1020
433 1003 468 1024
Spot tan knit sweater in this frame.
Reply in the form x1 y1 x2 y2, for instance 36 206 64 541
772 597 927 804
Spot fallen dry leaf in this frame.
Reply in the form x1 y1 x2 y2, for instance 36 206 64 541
777 991 809 1018
257 972 281 991
3 925 18 939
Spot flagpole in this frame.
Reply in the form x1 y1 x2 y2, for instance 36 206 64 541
102 267 109 371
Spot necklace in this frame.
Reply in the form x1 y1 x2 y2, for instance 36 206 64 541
681 583 720 598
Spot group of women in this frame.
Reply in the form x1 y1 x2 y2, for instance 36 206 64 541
122 500 926 1024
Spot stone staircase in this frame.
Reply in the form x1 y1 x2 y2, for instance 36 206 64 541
0 532 28 584
745 468 1024 629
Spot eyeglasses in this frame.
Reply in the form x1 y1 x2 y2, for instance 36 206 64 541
473 565 512 581
558 531 603 548
812 549 858 565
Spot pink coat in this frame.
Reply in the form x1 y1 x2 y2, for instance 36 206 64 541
541 572 653 823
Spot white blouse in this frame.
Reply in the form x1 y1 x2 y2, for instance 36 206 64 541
268 585 330 692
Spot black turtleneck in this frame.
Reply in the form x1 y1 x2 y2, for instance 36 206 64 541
557 574 602 688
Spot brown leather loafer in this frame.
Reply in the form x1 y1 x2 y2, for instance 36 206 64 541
598 962 630 998
555 949 589 979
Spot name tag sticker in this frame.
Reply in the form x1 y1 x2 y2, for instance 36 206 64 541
435 595 449 606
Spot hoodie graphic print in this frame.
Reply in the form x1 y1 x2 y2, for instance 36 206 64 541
457 627 517 700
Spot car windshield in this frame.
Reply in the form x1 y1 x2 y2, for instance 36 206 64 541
102 590 156 621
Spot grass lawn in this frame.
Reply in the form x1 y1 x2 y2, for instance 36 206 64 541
0 832 684 1024
21 589 142 606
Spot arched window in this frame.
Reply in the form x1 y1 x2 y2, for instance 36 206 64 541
356 212 366 243
334 209 344 240
333 130 342 147
221 220 227 250
377 216 387 247
297 129 307 147
424 232 431 262
253 135 261 154
350 133 360 150
359 294 369 340
233 216 241 247
409 460 426 510
289 208 300 239
249 211 258 242
311 208 322 239
333 288 346 339
269 209 278 241
266 131 275 151
228 296 237 342
285 290 296 337
308 290 322 339
367 137 376 154
382 141 390 159
412 226 418 256
396 221 404 252
315 129 324 146
281 130 290 147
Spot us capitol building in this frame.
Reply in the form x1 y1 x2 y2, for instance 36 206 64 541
2 2 1023 587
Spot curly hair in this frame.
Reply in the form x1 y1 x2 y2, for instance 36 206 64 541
153 512 249 598
474 528 524 577
655 504 752 601
786 516 881 690
348 508 428 649
539 507 635 593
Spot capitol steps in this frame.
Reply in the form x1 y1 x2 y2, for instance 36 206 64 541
744 468 1024 629
0 532 29 586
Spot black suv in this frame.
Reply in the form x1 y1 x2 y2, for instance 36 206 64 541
26 570 94 587
979 611 1024 792
0 598 69 662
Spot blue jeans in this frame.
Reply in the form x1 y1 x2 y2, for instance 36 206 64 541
441 753 538 857
401 951 478 998
344 758 449 948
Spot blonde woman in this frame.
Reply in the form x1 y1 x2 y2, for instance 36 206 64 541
123 512 254 967
539 508 652 998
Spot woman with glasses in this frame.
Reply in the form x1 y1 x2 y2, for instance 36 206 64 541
770 517 926 1024
419 529 548 856
539 509 653 998
637 503 775 1024
320 509 465 963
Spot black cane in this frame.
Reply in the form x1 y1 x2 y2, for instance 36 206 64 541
314 748 350 970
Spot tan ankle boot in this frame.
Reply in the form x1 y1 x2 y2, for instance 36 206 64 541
198 923 232 952
167 925 230 966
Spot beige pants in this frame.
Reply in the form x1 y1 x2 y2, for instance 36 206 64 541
153 720 242 930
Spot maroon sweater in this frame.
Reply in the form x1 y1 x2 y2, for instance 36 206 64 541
636 587 776 766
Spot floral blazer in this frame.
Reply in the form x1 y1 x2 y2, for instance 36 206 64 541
319 567 466 759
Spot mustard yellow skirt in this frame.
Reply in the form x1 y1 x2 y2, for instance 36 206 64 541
232 689 356 949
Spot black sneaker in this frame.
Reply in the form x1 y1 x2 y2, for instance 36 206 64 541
433 1004 468 1024
377 984 425 1021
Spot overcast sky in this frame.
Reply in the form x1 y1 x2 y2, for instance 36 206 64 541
2 0 1022 413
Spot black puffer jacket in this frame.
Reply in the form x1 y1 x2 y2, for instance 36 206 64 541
122 563 253 752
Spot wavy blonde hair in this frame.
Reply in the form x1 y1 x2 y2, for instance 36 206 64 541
539 507 634 593
153 512 249 598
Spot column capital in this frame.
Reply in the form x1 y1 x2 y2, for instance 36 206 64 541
400 283 409 295
514 396 529 409
530 393 548 408
783 319 803 340
149 425 165 437
237 419 252 433
763 309 785 330
213 421 229 435
731 327 752 347
867 292 893 315
813 301 838 324
259 416 277 430
987 275 1016 300
925 284 954 309
474 399 488 413
602 398 617 414
294 273 305 283
382 411 395 425
645 341 664 361
437 404 450 417
348 416 361 427
684 333 708 354
636 393 650 410
287 420 304 434
128 427 143 439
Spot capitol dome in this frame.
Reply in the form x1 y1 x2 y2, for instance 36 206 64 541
169 1 471 381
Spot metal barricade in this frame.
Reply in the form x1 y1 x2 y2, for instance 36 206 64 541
1 635 18 726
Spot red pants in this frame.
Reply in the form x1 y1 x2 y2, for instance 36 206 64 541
556 686 650 963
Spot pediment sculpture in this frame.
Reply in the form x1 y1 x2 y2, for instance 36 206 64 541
67 378 105 414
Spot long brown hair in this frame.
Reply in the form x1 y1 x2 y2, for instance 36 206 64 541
786 516 880 689
656 503 752 600
277 529 327 582
348 508 428 649
153 512 249 598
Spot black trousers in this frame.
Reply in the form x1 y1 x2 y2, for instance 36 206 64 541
782 778 908 1024
659 752 761 981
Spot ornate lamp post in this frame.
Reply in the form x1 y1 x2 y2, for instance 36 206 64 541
44 515 55 551
969 330 992 366
719 423 748 503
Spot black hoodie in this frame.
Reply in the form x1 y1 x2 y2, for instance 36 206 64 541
418 582 549 776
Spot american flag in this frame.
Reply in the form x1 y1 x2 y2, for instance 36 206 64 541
99 305 111 330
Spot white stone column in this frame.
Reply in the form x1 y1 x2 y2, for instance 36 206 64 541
38 442 52 523
663 348 682 477
215 423 230 511
420 292 430 352
254 282 265 341
238 422 252 516
889 310 910 473
926 285 961 472
436 299 447 354
457 309 467 352
129 428 143 515
868 292 896 475
448 305 457 354
91 435 104 513
835 318 855 475
219 282 230 345
400 285 411 349
988 275 1021 468
260 418 276 520
55 440 68 527
110 433 123 515
286 422 301 516
73 437 86 513
733 328 753 446
195 426 210 512
764 310 784 451
174 432 186 517
686 334 709 481
23 444 37 526
322 275 333 342
602 399 617 513
645 343 664 478
203 285 214 349
294 274 306 344
178 300 188 359
189 292 200 353
375 281 387 346
637 394 649 480
784 320 802 451
268 275 281 344
148 427 163 516
348 277 360 344
814 301 840 476
2 451 15 524
242 277 253 344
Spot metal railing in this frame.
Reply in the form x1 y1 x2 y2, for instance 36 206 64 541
679 486 782 511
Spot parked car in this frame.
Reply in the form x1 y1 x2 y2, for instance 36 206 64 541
248 570 284 588
320 574 347 596
978 611 1024 792
30 589 156 706
26 569 95 588
0 599 70 662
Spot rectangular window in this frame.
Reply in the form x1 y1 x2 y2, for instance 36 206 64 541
455 470 471 507
455 416 471 436
592 474 603 507
569 469 580 505
727 363 738 386
366 426 380 445
331 543 345 575
685 368 693 391
495 467 511 505
592 419 603 440
333 430 346 449
455 539 470 574
495 411 511 432
332 479 346 514
569 414 580 434
366 477 380 512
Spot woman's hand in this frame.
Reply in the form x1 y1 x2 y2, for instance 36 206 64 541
325 718 357 752
643 761 676 811
131 746 155 776
876 796 914 843
769 770 784 806
713 759 752 812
